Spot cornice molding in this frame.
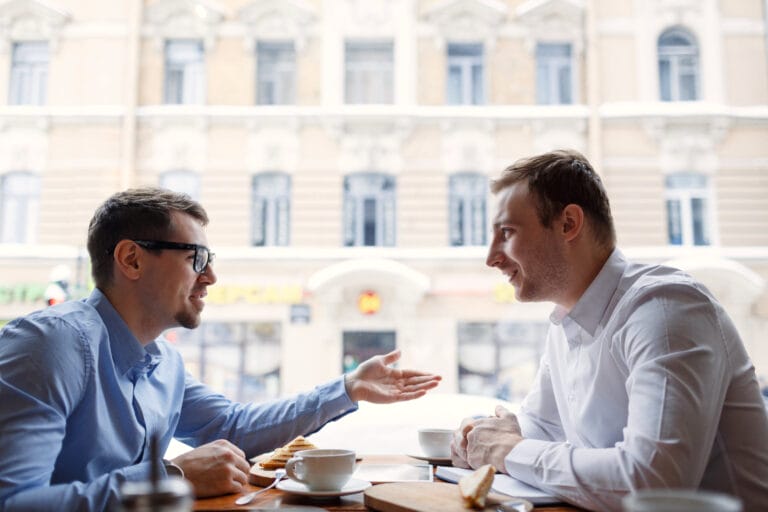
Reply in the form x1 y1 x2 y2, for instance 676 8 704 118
421 0 507 49
145 0 228 50
238 0 317 52
0 0 70 52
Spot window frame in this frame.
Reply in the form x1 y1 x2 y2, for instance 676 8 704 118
8 41 49 105
448 172 488 246
664 172 714 247
343 172 397 247
251 172 291 247
0 171 41 244
446 43 485 105
657 27 700 102
535 42 574 105
344 40 394 104
256 40 296 105
164 39 206 105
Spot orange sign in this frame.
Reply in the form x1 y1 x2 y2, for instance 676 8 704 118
357 290 381 315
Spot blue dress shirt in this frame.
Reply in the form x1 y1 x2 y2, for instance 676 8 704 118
0 289 357 511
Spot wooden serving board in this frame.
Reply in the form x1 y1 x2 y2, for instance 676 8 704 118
248 453 279 487
364 482 515 512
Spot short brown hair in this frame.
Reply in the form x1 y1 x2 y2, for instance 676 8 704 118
87 187 209 289
491 149 616 248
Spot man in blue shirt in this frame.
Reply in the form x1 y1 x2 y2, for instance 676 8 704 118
0 188 441 511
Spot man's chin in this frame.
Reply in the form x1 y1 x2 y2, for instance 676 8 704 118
176 313 201 330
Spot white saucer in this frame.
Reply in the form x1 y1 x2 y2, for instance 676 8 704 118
277 477 372 498
407 453 452 465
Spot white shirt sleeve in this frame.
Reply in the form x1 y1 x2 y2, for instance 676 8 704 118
505 285 733 511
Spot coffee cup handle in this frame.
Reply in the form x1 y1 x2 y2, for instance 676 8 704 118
285 456 306 484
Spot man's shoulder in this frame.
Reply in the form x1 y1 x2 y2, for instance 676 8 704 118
2 300 104 351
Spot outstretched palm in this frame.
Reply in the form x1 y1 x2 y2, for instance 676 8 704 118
345 349 441 403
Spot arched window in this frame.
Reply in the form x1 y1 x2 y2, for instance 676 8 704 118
0 171 40 243
343 173 396 246
658 27 700 101
449 172 487 246
160 170 200 200
252 172 291 246
665 172 712 246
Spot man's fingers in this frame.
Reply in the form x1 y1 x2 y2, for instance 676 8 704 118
495 405 513 418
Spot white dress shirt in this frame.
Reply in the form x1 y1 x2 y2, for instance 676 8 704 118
506 249 768 511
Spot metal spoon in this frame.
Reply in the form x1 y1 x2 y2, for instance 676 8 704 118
496 499 534 512
234 468 286 506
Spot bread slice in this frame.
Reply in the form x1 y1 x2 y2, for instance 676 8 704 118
258 436 317 470
459 464 495 509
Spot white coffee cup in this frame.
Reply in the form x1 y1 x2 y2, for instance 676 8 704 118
622 489 742 512
284 448 356 492
418 428 453 458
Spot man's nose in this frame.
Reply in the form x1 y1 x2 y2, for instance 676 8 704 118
486 244 502 268
201 264 217 284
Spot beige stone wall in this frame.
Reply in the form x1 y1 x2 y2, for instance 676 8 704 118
208 38 252 105
491 38 532 105
719 0 764 18
722 36 768 105
297 37 322 105
417 39 443 105
139 40 163 105
598 36 637 102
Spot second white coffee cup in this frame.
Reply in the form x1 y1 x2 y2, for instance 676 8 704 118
285 448 356 492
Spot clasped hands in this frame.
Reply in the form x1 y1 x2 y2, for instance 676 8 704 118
451 405 525 473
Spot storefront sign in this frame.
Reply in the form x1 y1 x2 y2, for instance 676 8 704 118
206 285 304 305
357 290 381 315
494 283 518 303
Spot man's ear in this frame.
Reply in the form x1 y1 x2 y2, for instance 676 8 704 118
112 239 142 281
561 204 585 243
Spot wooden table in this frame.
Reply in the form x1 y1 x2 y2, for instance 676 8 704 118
193 455 581 511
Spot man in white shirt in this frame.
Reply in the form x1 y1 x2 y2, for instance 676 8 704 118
451 150 768 511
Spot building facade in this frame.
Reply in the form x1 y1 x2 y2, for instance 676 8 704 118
1 0 767 402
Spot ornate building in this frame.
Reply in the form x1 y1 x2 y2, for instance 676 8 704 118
1 0 767 401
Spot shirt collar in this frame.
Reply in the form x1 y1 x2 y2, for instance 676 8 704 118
551 248 627 339
86 289 163 376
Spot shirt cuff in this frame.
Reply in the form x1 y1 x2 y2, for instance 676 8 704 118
504 438 550 485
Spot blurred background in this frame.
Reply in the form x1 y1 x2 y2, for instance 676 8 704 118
1 0 767 411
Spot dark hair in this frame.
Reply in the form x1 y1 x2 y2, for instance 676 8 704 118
87 187 209 288
491 149 616 248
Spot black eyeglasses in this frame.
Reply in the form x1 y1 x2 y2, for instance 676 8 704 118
132 240 215 274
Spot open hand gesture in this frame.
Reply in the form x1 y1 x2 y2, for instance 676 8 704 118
344 349 441 404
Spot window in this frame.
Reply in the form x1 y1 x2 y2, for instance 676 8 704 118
447 43 484 105
160 170 200 200
251 172 291 246
536 42 573 105
665 173 712 246
457 321 547 401
344 41 393 104
342 331 396 372
343 173 396 246
0 171 40 243
169 321 282 402
449 172 487 246
164 39 205 104
658 28 700 101
8 41 49 105
256 41 296 105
